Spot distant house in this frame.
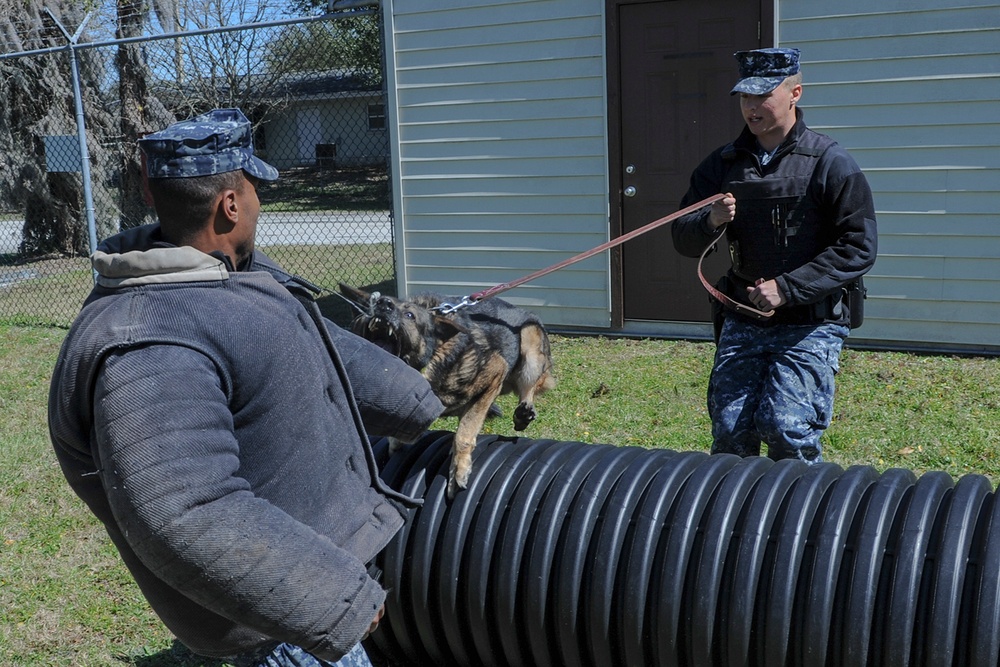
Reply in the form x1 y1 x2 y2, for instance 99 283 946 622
379 0 1000 354
258 70 389 169
155 69 389 170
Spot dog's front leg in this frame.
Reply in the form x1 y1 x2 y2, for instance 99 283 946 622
448 360 507 499
448 398 494 499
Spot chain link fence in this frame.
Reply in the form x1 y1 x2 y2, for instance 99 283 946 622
0 7 394 329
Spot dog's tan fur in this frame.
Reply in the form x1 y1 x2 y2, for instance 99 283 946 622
339 284 555 497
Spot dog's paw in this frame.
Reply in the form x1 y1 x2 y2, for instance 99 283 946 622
447 462 471 499
513 402 537 431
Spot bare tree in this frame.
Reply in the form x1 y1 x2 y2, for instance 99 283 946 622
143 1 297 123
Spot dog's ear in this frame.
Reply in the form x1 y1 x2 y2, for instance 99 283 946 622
433 314 469 339
338 283 371 305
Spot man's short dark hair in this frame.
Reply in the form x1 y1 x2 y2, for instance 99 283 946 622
147 170 247 242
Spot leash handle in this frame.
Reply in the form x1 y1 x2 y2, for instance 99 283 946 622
696 225 774 321
463 193 727 304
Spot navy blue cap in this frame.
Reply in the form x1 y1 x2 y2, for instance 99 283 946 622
139 108 278 181
730 48 800 96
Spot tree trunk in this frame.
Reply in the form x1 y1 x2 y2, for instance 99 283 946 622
0 3 114 258
117 0 156 231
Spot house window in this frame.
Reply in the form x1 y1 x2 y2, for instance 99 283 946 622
368 103 386 130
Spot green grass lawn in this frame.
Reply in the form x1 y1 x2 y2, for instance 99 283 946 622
3 324 999 665
258 165 389 213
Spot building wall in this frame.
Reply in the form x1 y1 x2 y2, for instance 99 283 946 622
265 96 389 168
383 0 1000 351
383 0 611 327
780 0 1000 351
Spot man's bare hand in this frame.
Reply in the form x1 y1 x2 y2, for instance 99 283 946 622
746 279 786 311
363 604 385 640
708 192 736 229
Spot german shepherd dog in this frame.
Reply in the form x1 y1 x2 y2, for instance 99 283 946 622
339 284 556 497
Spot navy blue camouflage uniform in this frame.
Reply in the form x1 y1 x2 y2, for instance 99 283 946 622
672 50 877 463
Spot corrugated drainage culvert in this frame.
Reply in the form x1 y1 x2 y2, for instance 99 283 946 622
364 431 1000 667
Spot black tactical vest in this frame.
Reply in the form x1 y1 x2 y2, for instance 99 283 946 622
721 130 836 282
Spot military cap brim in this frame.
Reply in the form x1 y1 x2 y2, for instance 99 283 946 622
730 48 800 96
139 108 279 181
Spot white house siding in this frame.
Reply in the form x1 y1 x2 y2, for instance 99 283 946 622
383 0 611 327
779 0 1000 351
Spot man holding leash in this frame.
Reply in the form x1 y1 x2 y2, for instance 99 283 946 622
48 109 444 666
671 48 877 464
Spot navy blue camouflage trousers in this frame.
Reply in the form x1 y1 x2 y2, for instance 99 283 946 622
235 641 373 667
708 317 849 463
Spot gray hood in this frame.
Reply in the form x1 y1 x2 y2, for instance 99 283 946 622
90 224 229 289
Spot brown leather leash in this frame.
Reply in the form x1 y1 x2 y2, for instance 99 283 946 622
435 193 772 321
696 225 774 321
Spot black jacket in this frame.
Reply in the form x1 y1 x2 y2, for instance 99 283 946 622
672 110 877 326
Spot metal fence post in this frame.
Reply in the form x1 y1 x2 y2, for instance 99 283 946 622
47 10 100 268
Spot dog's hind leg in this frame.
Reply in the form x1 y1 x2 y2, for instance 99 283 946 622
448 357 508 499
512 324 557 431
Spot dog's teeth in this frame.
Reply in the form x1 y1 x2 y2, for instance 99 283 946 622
368 320 376 332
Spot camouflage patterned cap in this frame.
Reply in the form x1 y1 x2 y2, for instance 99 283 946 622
730 48 800 96
139 108 278 181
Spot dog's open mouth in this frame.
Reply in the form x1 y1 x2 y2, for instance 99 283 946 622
363 316 402 357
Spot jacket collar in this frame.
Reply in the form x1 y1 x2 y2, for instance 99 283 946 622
90 223 322 299
91 223 229 289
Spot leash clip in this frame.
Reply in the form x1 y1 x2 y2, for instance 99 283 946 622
433 295 475 315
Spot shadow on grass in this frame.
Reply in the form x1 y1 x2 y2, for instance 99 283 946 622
123 640 232 667
259 165 389 213
123 639 396 666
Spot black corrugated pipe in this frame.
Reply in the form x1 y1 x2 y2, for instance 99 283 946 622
363 431 1000 667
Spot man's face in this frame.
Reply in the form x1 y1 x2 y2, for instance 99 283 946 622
739 80 801 147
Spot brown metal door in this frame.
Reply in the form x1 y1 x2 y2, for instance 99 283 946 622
613 0 765 322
